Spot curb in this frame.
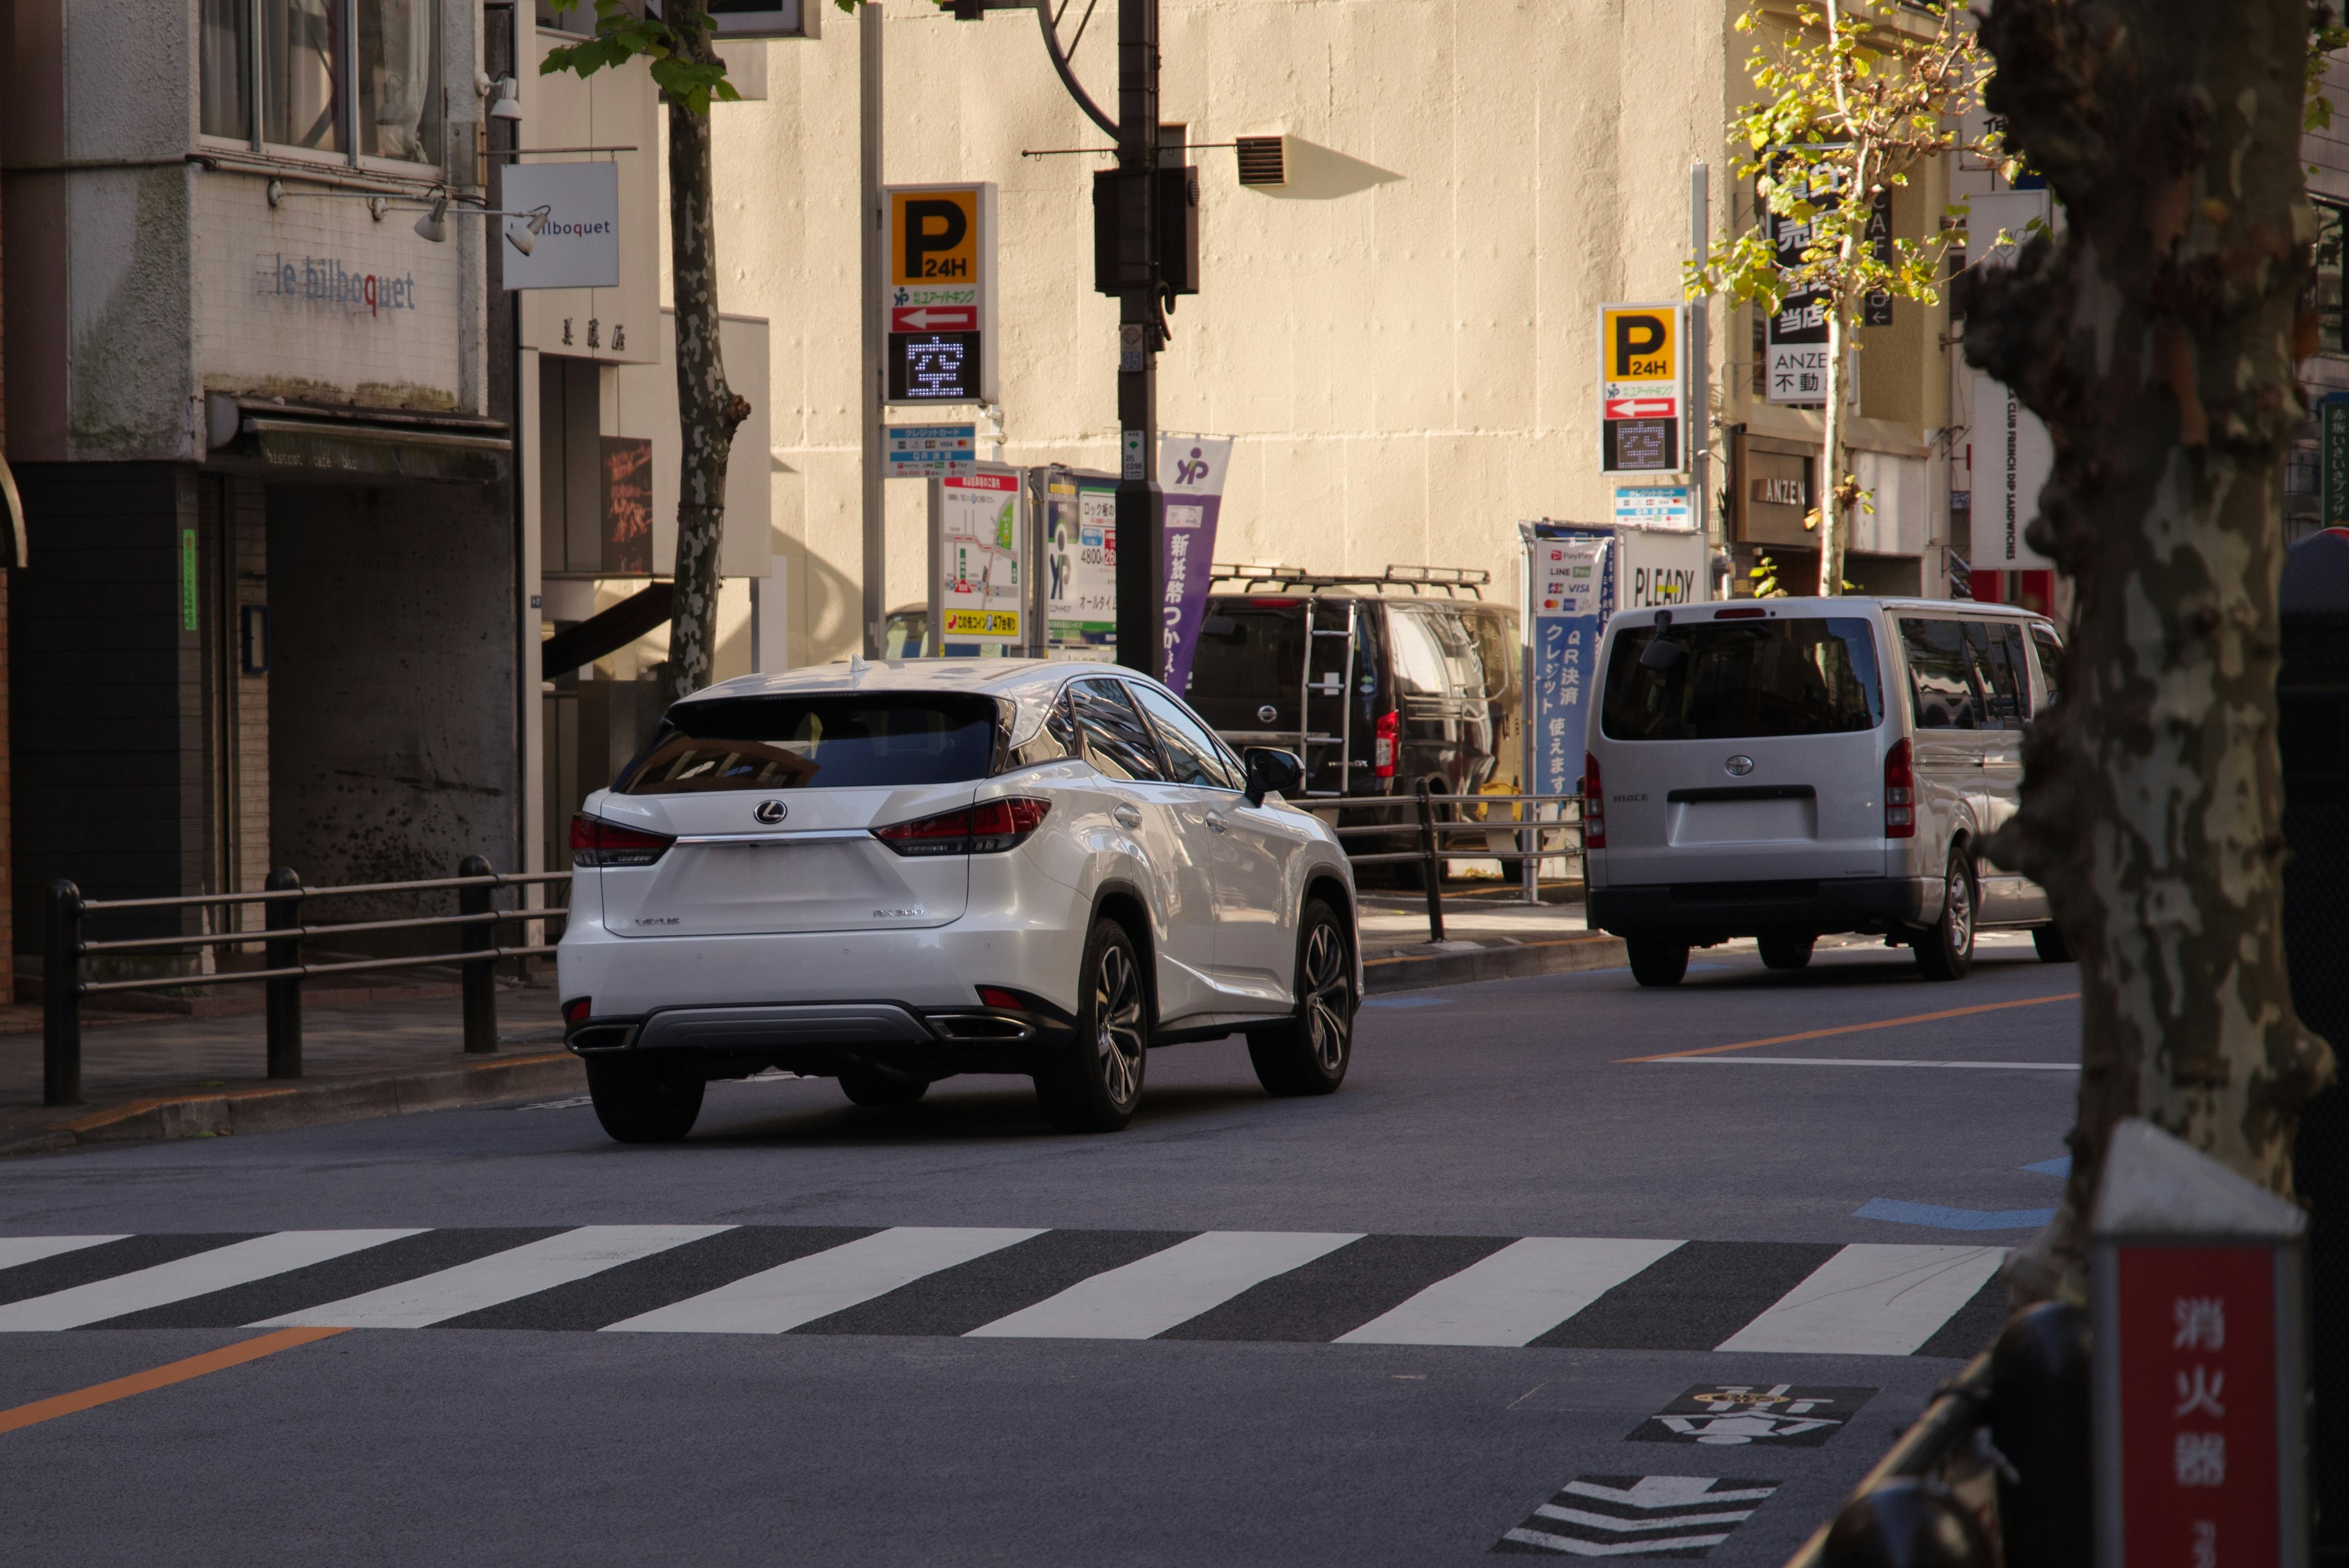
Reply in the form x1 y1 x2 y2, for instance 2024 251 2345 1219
1362 932 1626 993
1 1050 587 1159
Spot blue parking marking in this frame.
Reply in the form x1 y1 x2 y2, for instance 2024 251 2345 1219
2020 1157 2071 1177
1854 1198 2057 1232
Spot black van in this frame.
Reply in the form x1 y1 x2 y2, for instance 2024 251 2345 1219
1183 566 1521 816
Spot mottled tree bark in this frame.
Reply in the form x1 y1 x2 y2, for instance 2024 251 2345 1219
664 16 751 702
1958 0 2336 1304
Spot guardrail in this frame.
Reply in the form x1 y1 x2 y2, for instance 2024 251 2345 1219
1329 784 1584 940
40 859 570 1108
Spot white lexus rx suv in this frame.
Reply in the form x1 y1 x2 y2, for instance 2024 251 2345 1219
557 658 1361 1142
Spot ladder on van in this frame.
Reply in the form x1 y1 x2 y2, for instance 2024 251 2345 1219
1299 596 1357 798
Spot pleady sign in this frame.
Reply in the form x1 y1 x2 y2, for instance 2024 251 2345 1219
500 162 621 291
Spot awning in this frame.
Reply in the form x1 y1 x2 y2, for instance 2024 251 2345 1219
207 393 510 485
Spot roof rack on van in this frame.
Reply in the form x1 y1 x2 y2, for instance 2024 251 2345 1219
1206 563 1491 599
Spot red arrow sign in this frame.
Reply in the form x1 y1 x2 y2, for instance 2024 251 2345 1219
891 305 978 332
1604 397 1679 420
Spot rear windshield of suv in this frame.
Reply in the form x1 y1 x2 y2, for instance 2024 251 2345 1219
618 693 1001 792
1602 617 1883 740
1187 600 1305 728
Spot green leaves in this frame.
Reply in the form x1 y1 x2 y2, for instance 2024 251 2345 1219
539 0 742 114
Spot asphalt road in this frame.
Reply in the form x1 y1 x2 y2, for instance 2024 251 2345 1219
0 934 2082 1566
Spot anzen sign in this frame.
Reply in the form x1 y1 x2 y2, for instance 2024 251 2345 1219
886 183 997 404
1599 303 1683 474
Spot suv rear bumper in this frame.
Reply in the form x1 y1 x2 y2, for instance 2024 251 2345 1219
1589 876 1940 942
567 998 1078 1079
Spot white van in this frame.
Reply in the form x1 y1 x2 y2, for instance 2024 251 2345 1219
1581 596 2067 987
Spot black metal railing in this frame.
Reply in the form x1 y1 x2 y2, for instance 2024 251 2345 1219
1330 784 1584 940
41 859 570 1107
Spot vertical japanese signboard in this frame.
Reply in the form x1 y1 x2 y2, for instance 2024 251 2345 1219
885 184 996 404
1045 467 1120 655
937 470 1023 648
1767 169 1833 404
1523 526 1614 800
1598 304 1682 473
1160 435 1233 693
2324 396 2349 527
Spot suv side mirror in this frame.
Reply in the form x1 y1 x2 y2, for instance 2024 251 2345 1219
1242 747 1304 807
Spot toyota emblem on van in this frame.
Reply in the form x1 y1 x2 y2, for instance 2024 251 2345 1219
753 800 787 824
1724 755 1755 776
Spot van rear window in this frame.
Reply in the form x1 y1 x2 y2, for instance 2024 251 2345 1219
1186 601 1305 730
619 694 1001 792
1602 618 1883 740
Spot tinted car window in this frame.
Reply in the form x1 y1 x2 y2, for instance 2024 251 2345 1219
622 694 998 793
1900 619 1985 730
1069 678 1168 782
1130 684 1243 790
1186 600 1304 729
1964 621 2030 728
1602 618 1883 740
2030 625 2064 706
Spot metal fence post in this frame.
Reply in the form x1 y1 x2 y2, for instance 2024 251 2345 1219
264 867 303 1079
459 855 497 1054
1414 780 1446 942
43 880 83 1106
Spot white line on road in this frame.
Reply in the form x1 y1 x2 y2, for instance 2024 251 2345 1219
1655 1057 2079 1070
1713 1243 2008 1356
1336 1237 1685 1347
968 1230 1362 1340
0 1236 127 1273
0 1231 423 1331
258 1225 732 1329
605 1227 1042 1335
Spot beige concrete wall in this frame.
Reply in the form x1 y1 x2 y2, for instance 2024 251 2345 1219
705 1 1739 666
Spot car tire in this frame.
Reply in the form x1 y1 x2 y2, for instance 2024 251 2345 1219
1627 935 1691 988
1914 850 1979 982
1758 933 1816 971
2032 923 2073 964
1034 917 1149 1133
584 1054 705 1143
839 1070 929 1107
1247 899 1356 1098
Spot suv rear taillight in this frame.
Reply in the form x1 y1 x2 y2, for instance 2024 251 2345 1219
1582 752 1606 850
873 798 1050 856
1375 710 1398 778
1884 738 1916 839
570 814 675 867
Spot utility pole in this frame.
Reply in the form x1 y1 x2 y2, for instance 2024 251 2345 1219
1112 0 1163 679
859 0 887 658
1688 161 1714 581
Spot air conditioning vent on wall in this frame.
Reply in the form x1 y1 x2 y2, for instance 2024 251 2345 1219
1235 136 1286 187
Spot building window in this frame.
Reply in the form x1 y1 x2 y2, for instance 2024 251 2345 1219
203 0 442 166
2317 201 2347 355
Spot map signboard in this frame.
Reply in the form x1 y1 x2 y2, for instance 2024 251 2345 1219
938 471 1023 647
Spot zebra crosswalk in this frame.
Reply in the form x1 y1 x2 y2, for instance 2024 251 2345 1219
0 1228 2009 1354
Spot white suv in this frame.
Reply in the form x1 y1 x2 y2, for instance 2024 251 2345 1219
557 659 1361 1141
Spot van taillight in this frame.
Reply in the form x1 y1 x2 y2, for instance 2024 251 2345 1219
1375 710 1398 778
874 798 1050 856
570 815 675 868
1583 752 1606 850
1884 738 1916 839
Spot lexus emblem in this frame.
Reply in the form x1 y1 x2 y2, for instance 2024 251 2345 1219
753 800 787 825
1724 755 1756 778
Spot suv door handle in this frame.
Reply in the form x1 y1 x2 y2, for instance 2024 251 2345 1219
1204 811 1228 833
1113 804 1143 829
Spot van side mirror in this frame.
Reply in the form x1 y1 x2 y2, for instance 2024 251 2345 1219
1242 747 1304 807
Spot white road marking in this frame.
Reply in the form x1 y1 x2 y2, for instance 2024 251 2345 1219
1533 1503 1761 1533
1337 1237 1684 1347
1657 1057 2078 1070
257 1225 732 1328
0 1236 127 1272
0 1231 424 1331
967 1230 1361 1340
1713 1243 2009 1356
1499 1525 1734 1555
604 1227 1042 1334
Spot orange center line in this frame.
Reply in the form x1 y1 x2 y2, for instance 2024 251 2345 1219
0 1326 348 1436
1617 992 2083 1063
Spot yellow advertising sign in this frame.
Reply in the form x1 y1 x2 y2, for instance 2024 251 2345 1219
891 188 982 286
944 609 1020 637
1601 305 1679 386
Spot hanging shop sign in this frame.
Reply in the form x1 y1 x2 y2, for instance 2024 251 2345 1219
500 162 622 291
1972 373 2054 570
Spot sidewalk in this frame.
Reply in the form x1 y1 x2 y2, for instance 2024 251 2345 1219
1 890 1619 1159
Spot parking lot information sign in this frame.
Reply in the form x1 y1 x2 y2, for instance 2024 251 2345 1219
1525 529 1614 799
1599 303 1683 474
1046 469 1119 653
939 471 1023 644
887 423 977 478
1613 485 1694 532
885 183 996 403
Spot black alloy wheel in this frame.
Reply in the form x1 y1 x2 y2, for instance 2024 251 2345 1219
584 1054 705 1143
1248 899 1356 1096
1034 917 1149 1132
1914 849 1979 981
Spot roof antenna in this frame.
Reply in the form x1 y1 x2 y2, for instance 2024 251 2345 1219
848 650 870 677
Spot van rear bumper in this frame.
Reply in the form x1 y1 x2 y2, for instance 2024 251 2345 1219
1588 876 1940 942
